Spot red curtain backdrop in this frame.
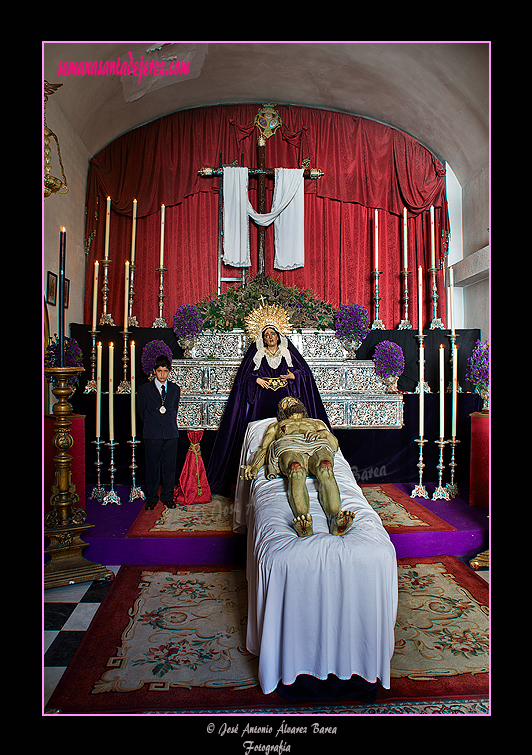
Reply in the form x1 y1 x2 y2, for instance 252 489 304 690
84 104 448 329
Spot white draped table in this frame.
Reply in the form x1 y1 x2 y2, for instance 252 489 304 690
233 418 398 695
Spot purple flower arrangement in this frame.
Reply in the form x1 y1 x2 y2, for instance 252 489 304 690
465 339 489 390
141 340 173 376
44 336 84 386
173 303 204 339
373 340 405 379
334 303 370 343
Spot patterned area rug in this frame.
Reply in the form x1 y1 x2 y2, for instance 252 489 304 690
92 569 257 693
127 484 453 537
47 556 488 714
361 484 456 533
127 496 235 537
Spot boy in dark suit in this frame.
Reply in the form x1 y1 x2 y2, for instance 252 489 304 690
137 354 181 510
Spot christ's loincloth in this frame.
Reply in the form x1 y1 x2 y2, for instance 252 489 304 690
266 434 336 480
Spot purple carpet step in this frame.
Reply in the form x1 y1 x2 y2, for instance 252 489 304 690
76 483 488 567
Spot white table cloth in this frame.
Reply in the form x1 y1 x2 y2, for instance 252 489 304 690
233 418 398 695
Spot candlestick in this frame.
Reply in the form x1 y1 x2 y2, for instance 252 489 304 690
403 208 408 271
128 200 139 327
128 261 140 327
398 268 412 329
411 438 429 499
128 438 145 502
152 266 168 328
44 364 114 589
398 210 411 327
104 196 111 260
83 328 100 393
116 330 132 394
416 340 426 435
91 260 99 330
131 199 137 265
428 261 445 329
446 437 460 499
451 344 457 437
449 266 456 335
444 341 461 497
98 258 115 325
417 266 423 334
89 438 106 501
438 344 445 439
130 340 136 438
109 342 114 441
374 209 379 271
371 212 384 329
428 208 444 329
159 204 165 267
123 260 130 332
95 342 102 435
430 206 435 269
102 440 121 505
371 269 385 329
432 437 450 500
58 227 66 367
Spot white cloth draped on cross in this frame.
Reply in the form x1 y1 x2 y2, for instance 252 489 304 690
222 166 305 270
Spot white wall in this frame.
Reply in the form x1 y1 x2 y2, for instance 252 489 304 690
43 97 91 343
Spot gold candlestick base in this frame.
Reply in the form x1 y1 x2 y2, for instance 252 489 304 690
45 523 114 589
469 549 489 570
44 366 114 589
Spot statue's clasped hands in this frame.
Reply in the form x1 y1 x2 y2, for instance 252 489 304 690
256 370 294 389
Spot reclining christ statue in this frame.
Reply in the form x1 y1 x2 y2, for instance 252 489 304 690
241 396 355 538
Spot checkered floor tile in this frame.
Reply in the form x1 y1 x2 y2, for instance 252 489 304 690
43 566 119 707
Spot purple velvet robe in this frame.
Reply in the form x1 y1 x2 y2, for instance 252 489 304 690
206 339 330 496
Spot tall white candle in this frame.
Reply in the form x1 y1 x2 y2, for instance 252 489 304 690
430 206 435 269
96 341 102 438
159 204 165 267
439 344 445 438
131 199 137 265
419 343 425 437
374 209 379 271
418 266 423 334
130 341 136 438
449 266 455 335
130 341 136 437
104 196 111 260
403 208 408 270
452 344 458 437
123 260 130 331
92 261 99 330
109 342 114 442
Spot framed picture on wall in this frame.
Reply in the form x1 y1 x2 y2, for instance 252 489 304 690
46 273 70 307
46 272 57 306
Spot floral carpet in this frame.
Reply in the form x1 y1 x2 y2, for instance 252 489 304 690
47 556 488 714
126 485 453 538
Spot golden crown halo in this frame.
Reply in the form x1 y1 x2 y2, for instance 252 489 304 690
244 299 292 342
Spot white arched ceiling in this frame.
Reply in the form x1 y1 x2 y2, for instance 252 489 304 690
43 41 489 188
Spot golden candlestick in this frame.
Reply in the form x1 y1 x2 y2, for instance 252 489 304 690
44 366 114 589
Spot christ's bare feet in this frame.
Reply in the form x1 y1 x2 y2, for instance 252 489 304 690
330 510 355 536
293 513 313 537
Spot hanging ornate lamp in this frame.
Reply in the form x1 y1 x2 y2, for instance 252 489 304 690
44 81 68 198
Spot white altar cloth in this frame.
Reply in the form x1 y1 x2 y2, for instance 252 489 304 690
233 418 398 695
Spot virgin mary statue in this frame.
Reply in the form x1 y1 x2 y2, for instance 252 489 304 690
206 302 330 496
